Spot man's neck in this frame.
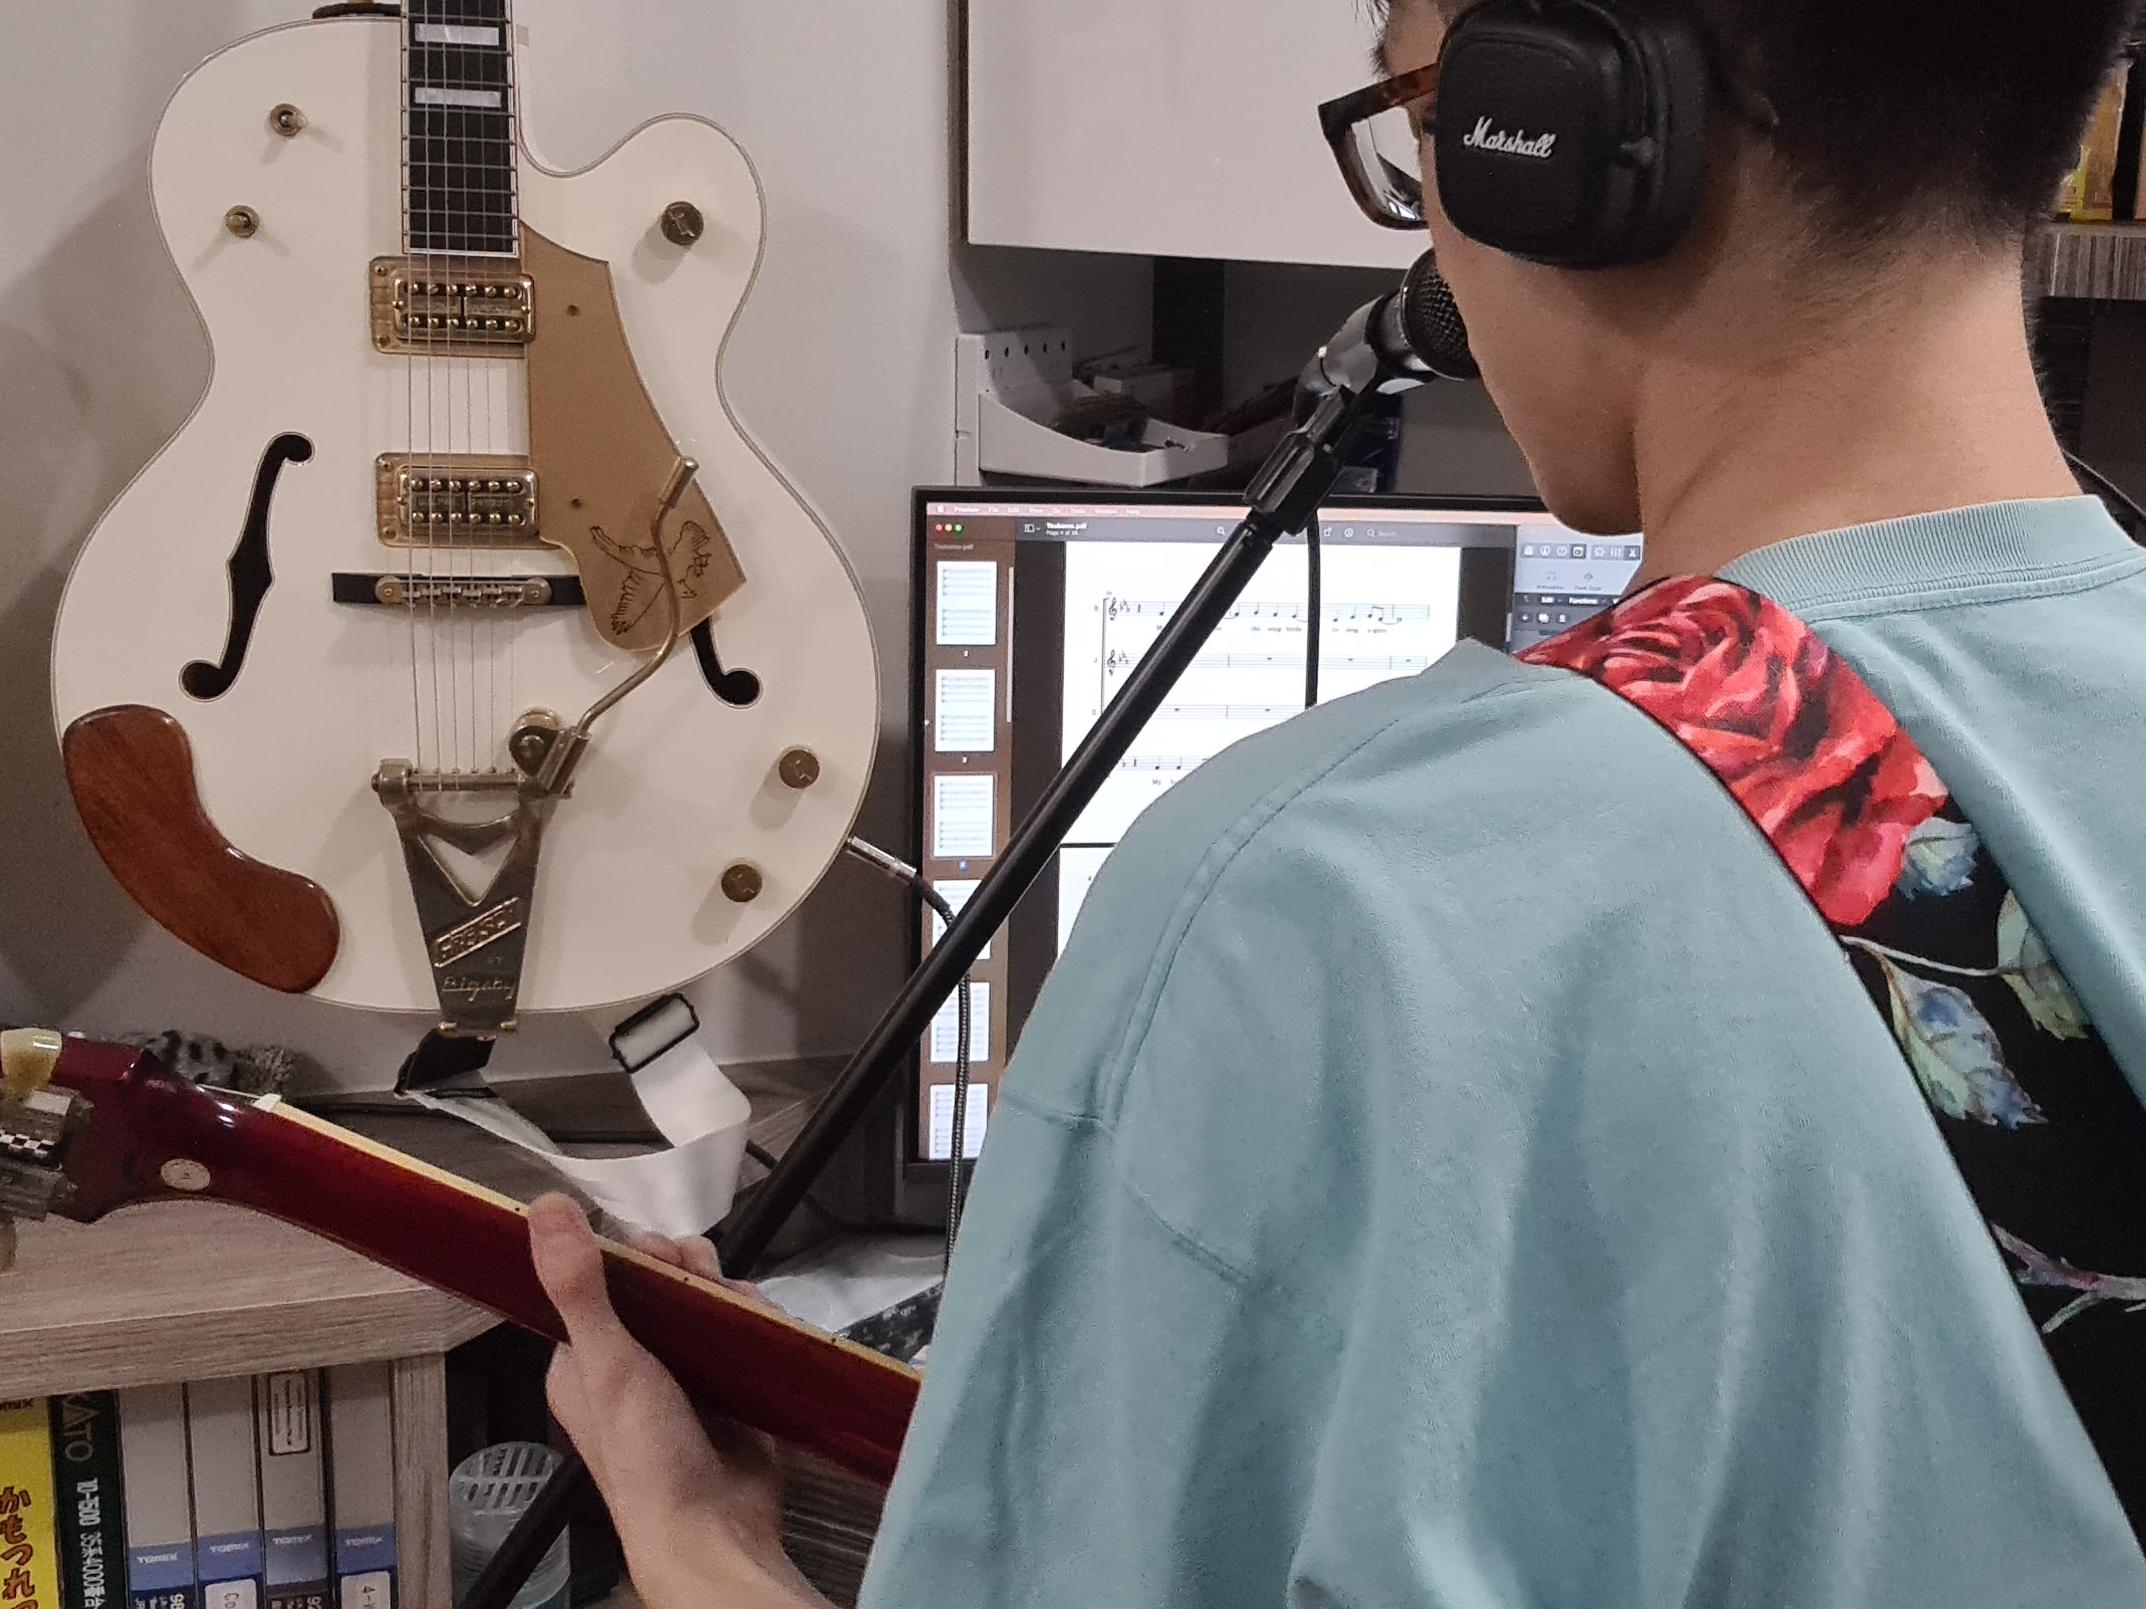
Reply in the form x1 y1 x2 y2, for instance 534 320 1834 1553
1627 255 2078 587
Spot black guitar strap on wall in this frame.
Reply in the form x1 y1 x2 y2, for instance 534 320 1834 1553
395 1026 498 1097
1525 576 2146 1543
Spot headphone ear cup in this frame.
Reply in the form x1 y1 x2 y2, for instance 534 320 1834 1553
1433 0 1710 267
1599 0 1709 263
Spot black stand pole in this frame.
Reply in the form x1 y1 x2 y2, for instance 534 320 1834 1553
463 381 1376 1609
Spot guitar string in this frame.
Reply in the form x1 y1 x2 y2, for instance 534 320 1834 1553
493 1 514 763
456 23 476 776
504 0 519 740
448 16 465 774
402 8 423 773
424 0 447 782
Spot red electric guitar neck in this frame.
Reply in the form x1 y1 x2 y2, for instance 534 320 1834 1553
0 1032 917 1487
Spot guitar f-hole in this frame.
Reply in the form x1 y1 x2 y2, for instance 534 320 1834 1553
182 433 313 701
692 620 760 707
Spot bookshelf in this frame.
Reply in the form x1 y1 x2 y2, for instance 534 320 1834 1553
4 1205 490 1609
2032 222 2146 301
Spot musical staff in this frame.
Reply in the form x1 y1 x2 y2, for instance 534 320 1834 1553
1106 649 1433 675
1157 701 1298 722
1099 595 1435 626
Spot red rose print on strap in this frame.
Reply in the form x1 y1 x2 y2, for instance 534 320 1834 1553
1522 578 1947 926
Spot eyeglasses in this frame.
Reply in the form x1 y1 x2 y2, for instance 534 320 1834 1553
1318 62 1441 231
1320 47 1778 232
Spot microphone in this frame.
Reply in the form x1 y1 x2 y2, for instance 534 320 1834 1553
1299 250 1479 404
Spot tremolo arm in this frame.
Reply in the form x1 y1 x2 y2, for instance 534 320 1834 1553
374 459 698 1040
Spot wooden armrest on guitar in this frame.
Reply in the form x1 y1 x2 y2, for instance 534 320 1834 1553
0 1031 918 1488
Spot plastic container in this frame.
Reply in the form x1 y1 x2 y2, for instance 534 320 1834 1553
448 1443 570 1609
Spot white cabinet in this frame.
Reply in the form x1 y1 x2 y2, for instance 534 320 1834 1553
967 0 1422 269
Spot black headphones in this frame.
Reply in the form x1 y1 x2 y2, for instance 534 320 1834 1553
1433 0 1712 268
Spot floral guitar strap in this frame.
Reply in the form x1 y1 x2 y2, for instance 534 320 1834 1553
1522 577 2146 1540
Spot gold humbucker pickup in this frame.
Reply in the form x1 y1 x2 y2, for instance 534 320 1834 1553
370 258 535 356
377 455 543 548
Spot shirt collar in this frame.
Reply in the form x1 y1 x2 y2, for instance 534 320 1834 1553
1716 496 2140 617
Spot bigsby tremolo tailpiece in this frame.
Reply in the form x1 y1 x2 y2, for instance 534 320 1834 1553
0 1029 87 1271
374 459 701 1042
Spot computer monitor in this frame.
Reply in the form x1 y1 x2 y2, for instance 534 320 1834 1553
898 488 1641 1184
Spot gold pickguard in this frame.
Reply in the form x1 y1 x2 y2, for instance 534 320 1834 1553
521 226 745 651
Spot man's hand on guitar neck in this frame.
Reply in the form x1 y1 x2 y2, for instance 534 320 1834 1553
528 1194 834 1609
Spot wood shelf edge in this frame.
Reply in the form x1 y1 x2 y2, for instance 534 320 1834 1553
0 1203 496 1396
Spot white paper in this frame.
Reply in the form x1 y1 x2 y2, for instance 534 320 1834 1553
931 773 995 858
928 877 988 961
936 560 999 646
929 981 991 1064
928 1084 990 1161
934 669 998 753
397 1042 751 1236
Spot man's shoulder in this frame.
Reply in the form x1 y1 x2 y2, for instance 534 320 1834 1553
1020 643 1798 1126
1090 639 1743 931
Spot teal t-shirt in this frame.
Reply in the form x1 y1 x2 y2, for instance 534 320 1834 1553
861 497 2146 1607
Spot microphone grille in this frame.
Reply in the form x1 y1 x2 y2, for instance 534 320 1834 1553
1399 253 1479 381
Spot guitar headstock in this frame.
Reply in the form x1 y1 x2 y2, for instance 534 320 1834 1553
0 1029 204 1266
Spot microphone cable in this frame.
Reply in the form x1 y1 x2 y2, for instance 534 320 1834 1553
2065 447 2146 545
841 836 974 1273
1305 516 1323 709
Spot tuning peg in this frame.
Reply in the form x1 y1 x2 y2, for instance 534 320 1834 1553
1 1029 61 1103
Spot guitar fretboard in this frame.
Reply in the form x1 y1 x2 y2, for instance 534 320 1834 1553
403 0 518 257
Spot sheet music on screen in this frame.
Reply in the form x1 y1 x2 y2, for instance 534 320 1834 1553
909 491 1640 1160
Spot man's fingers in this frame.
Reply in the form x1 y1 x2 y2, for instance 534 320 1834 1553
624 1230 749 1300
677 1236 725 1285
628 1231 688 1269
528 1194 631 1351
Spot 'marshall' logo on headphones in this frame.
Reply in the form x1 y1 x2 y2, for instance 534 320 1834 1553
1464 116 1558 159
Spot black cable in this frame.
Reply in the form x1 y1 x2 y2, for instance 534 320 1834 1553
835 837 974 1275
1304 517 1323 709
2065 447 2146 543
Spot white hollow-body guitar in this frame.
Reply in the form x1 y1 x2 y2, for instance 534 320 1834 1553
51 1 878 1029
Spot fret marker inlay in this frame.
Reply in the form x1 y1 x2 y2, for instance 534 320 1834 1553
415 85 505 109
413 22 503 46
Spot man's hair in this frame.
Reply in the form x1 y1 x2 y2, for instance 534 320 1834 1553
1380 0 2140 249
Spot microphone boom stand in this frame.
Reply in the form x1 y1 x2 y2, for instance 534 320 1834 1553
463 379 1381 1609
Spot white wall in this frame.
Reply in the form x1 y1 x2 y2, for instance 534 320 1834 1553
0 1 1151 1085
968 0 1419 270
